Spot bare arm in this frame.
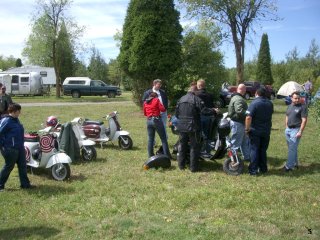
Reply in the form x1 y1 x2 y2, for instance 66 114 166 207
245 116 252 134
296 117 307 138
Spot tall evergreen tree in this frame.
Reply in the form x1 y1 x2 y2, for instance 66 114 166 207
119 0 182 106
56 21 75 83
256 33 273 85
15 58 23 67
88 47 108 82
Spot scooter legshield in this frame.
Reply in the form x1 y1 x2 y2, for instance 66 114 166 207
143 154 171 170
46 152 72 168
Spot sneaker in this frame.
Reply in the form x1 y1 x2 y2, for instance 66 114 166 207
281 166 292 172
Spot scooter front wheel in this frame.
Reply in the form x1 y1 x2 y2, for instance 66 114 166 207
223 157 244 176
82 146 97 161
118 135 133 150
51 163 71 181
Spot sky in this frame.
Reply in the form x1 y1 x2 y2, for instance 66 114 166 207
0 0 319 68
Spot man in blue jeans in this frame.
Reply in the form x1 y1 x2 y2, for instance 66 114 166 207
245 87 273 175
228 83 250 161
283 91 308 172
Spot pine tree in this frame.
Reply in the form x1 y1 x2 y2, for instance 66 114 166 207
256 33 273 85
119 0 182 106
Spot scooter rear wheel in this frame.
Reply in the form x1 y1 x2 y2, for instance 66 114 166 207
118 135 133 150
51 163 71 181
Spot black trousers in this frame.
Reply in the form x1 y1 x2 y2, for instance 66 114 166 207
178 131 201 172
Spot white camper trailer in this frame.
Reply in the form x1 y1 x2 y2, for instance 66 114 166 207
0 72 44 96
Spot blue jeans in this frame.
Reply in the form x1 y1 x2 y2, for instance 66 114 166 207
285 127 301 169
248 133 270 174
147 118 170 158
230 120 250 160
0 147 31 189
200 115 212 153
160 111 168 139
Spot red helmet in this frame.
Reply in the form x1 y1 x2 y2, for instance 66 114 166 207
46 116 58 127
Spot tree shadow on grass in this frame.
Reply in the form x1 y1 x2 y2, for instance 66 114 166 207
0 226 60 240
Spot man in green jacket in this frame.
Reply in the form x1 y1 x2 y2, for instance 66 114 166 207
228 84 250 161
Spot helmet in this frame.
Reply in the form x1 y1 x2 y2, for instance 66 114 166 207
218 118 231 137
46 116 58 127
32 148 42 160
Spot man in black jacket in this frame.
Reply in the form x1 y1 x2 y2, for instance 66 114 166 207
176 85 203 172
195 79 216 157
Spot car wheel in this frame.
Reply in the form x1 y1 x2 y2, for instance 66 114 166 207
244 92 250 100
72 91 80 98
270 93 275 100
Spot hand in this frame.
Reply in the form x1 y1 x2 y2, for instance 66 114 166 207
296 131 302 138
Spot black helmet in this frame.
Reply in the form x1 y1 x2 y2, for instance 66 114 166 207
218 118 231 137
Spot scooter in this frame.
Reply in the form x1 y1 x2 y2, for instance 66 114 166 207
70 117 97 161
24 126 72 181
45 116 97 161
82 111 133 150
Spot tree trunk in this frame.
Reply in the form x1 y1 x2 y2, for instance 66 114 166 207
53 41 61 98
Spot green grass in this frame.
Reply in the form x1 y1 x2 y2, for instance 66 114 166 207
0 97 319 239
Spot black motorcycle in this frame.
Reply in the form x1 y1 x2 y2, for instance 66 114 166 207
168 113 244 175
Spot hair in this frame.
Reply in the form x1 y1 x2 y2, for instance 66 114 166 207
197 79 205 89
256 87 267 97
291 91 300 97
153 79 162 85
188 82 198 93
149 92 158 98
8 103 21 113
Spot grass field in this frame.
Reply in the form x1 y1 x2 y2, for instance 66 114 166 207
0 93 319 239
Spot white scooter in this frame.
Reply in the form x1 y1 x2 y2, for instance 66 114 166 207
24 126 72 181
82 111 133 149
46 116 97 161
70 117 97 161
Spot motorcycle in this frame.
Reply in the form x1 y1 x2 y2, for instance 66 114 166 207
46 116 97 161
82 111 133 150
24 126 72 181
168 112 244 175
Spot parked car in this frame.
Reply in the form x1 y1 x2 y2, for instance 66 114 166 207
228 81 276 100
62 77 121 98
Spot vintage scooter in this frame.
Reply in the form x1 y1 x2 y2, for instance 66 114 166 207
82 111 133 150
24 126 72 181
45 116 97 161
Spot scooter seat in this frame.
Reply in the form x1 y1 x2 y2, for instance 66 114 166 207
24 133 40 142
83 120 104 126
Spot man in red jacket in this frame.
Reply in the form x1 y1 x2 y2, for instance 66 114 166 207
143 92 170 158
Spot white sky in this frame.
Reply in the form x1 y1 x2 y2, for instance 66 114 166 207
0 0 319 68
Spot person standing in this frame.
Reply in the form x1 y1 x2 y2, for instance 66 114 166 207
228 84 250 161
176 86 203 172
143 79 168 137
143 92 170 158
195 79 216 157
245 87 274 175
0 84 13 118
282 91 308 172
0 103 34 191
304 78 313 105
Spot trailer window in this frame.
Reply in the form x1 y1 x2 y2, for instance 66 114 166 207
21 77 29 85
12 75 19 84
40 71 47 77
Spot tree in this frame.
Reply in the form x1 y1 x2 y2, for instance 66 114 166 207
107 59 123 86
87 47 108 82
0 55 16 71
119 0 183 106
56 21 76 83
23 0 84 97
256 33 273 85
179 0 279 84
15 58 23 67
